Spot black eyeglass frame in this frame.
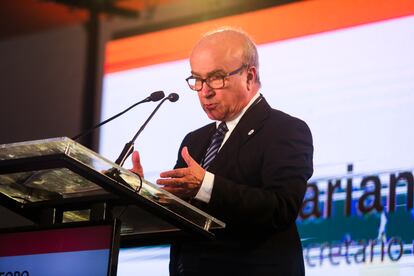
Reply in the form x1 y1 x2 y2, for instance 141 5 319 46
185 64 248 91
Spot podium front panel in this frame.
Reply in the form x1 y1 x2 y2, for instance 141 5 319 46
0 137 225 238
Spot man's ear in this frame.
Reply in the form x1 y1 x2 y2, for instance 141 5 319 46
246 66 257 89
247 72 254 82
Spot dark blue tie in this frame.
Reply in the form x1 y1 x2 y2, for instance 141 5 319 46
202 122 228 169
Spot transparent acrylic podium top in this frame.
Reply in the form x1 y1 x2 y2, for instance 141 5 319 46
0 137 225 235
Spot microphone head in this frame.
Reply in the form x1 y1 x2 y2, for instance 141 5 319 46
149 91 165 102
167 93 179 102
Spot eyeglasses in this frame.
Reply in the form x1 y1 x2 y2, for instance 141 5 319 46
185 64 247 91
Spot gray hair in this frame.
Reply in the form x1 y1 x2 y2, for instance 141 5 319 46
202 27 261 87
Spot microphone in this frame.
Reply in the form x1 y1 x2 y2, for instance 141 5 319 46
147 91 165 102
115 93 180 166
72 91 165 141
168 93 179 102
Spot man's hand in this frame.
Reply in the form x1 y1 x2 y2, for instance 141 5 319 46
157 146 205 199
130 150 144 177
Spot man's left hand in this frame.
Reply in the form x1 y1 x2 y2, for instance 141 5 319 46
157 146 205 199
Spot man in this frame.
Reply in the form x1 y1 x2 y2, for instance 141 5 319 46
131 28 313 275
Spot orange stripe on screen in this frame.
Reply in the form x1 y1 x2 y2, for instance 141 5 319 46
105 0 414 73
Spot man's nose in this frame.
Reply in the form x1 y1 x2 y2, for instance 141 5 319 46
199 82 214 98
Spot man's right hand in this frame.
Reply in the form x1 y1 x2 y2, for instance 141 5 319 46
130 150 144 177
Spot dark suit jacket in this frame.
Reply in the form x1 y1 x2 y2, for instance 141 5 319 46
170 96 313 276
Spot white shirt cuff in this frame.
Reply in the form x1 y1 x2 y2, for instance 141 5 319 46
194 171 214 203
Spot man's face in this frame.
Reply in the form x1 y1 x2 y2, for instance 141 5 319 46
189 37 253 122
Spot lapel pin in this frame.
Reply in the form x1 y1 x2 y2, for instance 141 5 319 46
248 129 255 136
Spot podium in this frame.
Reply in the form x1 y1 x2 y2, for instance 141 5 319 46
0 137 225 242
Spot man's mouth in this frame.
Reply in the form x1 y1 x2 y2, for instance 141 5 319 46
204 103 217 110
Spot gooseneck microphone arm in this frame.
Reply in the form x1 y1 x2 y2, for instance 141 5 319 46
115 93 179 166
72 90 165 141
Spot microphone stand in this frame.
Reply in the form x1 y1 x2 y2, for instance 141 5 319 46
115 95 176 166
103 93 178 193
72 91 164 141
